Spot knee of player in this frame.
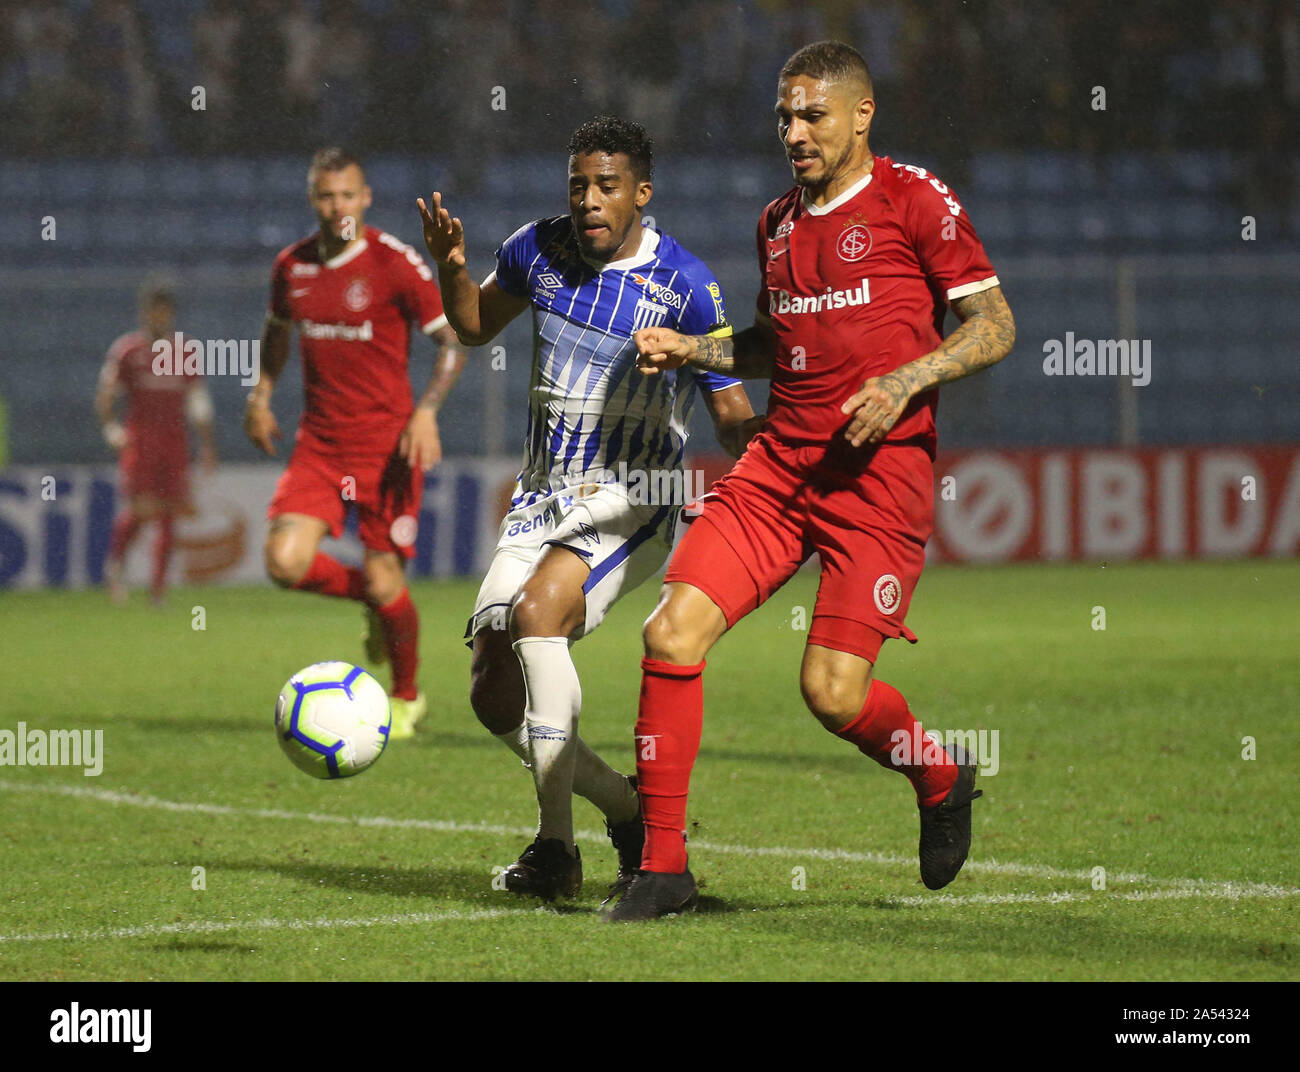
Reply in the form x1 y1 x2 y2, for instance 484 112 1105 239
363 574 403 607
264 543 307 587
800 673 865 731
642 605 695 663
509 583 581 640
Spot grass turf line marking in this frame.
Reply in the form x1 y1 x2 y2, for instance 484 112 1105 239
0 907 532 945
3 779 1296 900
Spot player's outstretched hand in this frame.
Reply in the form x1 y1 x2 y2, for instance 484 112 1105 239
244 400 281 456
416 192 466 269
634 327 694 375
841 373 913 447
401 407 442 471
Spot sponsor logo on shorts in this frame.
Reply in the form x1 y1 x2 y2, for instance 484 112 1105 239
390 515 417 547
873 573 902 615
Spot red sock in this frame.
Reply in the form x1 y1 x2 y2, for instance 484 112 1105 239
108 511 142 562
834 679 957 807
376 589 419 700
150 514 174 598
636 657 705 874
294 552 368 601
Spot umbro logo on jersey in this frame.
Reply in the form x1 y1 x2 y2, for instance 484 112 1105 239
536 272 565 290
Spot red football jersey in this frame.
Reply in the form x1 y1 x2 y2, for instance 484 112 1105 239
269 225 448 454
99 330 196 453
757 155 999 452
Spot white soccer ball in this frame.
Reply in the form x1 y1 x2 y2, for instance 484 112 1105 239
274 662 392 779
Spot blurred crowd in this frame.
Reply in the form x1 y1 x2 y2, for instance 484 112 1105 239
2 0 1297 180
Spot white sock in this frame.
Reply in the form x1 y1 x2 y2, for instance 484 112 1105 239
574 742 639 825
493 722 530 766
514 636 581 853
492 665 638 826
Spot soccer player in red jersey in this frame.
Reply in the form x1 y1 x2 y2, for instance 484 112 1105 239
246 148 466 738
610 42 1017 919
96 285 217 606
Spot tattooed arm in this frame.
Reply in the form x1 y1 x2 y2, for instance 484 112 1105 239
634 312 779 380
840 285 1016 448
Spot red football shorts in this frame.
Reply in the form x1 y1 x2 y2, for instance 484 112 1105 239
666 433 934 663
121 440 189 503
268 439 422 559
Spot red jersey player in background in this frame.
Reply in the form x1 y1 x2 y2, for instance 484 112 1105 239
96 284 217 606
245 148 466 738
614 42 1017 920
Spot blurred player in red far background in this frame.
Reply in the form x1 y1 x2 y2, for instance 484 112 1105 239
245 147 466 739
612 41 1017 921
96 284 217 607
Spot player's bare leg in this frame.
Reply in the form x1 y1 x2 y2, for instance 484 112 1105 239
149 499 183 607
800 642 981 890
105 495 161 604
264 513 331 588
605 582 728 921
363 550 424 737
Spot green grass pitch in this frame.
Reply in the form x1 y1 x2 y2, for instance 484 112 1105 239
0 560 1296 981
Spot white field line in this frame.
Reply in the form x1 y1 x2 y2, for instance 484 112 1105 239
3 779 1297 902
0 907 529 945
7 885 1299 947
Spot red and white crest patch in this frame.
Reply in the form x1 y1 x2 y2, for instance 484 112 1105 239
389 515 417 548
344 278 372 312
873 573 902 615
837 224 872 263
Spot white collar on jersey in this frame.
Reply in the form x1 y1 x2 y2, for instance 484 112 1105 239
320 237 369 269
801 169 874 216
581 224 661 272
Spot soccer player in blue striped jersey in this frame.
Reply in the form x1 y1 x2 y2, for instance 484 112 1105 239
418 116 761 903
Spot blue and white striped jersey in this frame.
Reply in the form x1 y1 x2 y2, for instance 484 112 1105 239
492 216 740 507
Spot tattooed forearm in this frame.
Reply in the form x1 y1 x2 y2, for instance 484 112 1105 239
689 323 777 379
893 286 1016 396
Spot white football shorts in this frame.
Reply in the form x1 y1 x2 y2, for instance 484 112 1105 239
465 482 679 642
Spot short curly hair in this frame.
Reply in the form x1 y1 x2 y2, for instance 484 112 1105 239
567 116 653 181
